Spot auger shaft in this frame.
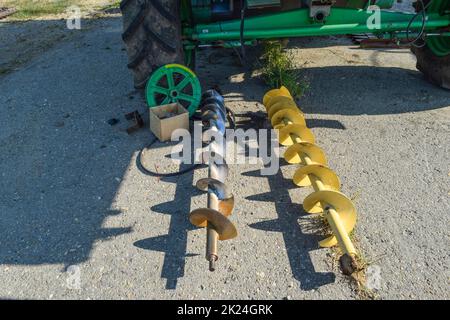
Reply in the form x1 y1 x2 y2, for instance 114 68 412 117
206 160 220 271
282 117 357 258
324 208 357 257
311 171 356 257
206 220 219 271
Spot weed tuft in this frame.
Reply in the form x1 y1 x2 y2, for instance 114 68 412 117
312 212 378 299
259 41 309 98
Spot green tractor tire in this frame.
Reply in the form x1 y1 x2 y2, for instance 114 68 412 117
411 0 450 89
120 0 185 89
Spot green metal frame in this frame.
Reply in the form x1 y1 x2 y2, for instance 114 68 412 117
181 2 450 57
188 9 448 40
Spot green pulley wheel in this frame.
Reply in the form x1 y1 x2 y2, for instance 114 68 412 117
145 64 201 117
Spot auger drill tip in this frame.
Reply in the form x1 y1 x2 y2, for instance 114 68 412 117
208 255 217 272
339 253 358 275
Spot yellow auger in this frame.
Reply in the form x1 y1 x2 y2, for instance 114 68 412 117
263 86 358 275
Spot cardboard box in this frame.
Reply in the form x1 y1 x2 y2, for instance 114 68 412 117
149 103 189 142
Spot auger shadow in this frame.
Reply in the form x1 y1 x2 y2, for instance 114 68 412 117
234 111 346 131
231 109 336 290
244 165 336 291
241 121 336 290
198 40 450 118
133 140 203 290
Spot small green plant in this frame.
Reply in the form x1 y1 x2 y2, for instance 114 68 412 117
259 41 308 98
313 211 376 299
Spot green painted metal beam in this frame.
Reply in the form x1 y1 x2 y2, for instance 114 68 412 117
190 8 449 41
246 0 281 7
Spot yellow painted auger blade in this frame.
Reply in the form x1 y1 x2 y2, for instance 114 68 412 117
303 190 357 248
262 86 292 108
284 142 327 165
189 208 237 241
271 109 306 129
293 164 340 191
278 124 315 146
268 100 299 119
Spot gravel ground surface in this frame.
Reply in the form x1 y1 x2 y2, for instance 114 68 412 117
0 13 448 300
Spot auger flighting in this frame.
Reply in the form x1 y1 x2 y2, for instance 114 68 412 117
263 87 358 275
189 90 237 271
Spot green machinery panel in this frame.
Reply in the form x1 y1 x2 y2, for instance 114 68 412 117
246 0 281 7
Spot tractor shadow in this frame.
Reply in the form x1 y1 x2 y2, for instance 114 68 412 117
0 16 203 291
0 16 138 271
197 43 449 117
296 65 450 116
